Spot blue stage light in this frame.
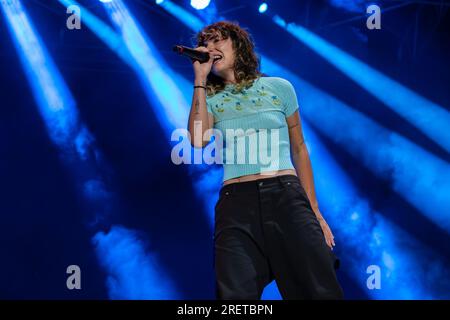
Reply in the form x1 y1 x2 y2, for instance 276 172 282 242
59 0 133 65
159 0 204 32
329 0 365 12
259 2 268 13
155 0 164 4
273 18 450 154
0 0 77 146
191 0 210 10
55 0 182 299
102 0 189 133
93 226 180 299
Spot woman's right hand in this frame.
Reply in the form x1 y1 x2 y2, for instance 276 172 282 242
192 46 214 81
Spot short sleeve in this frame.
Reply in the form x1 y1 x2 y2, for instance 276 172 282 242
271 78 299 117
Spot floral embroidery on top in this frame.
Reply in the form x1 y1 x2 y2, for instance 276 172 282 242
257 86 267 96
241 90 250 101
271 95 281 106
252 98 263 107
215 103 225 113
222 92 232 102
209 79 288 117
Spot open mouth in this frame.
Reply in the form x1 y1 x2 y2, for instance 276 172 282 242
213 54 223 65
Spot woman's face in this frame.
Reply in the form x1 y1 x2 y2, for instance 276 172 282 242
204 36 235 78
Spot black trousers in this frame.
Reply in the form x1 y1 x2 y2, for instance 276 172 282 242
213 174 344 300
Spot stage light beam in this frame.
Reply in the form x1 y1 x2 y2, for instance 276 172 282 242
102 0 189 132
273 17 450 154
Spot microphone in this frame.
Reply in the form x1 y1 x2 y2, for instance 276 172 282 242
173 45 210 63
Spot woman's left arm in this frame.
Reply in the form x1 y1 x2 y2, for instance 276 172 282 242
286 111 336 249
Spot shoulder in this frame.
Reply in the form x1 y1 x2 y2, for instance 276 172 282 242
258 76 295 91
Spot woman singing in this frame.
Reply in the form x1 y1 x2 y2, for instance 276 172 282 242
187 21 344 300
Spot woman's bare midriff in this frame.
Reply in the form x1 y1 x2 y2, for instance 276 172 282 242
222 169 298 186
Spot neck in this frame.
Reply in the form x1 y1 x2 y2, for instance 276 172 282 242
222 70 236 84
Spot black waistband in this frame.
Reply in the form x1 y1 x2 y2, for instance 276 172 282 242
220 174 300 195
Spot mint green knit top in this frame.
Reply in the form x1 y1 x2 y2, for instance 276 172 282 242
206 76 299 182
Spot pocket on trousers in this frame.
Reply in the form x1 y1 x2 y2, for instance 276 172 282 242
284 180 306 198
284 181 316 215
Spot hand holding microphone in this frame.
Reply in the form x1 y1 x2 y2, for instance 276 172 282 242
173 45 214 81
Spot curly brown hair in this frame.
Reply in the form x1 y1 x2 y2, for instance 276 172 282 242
196 21 262 96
